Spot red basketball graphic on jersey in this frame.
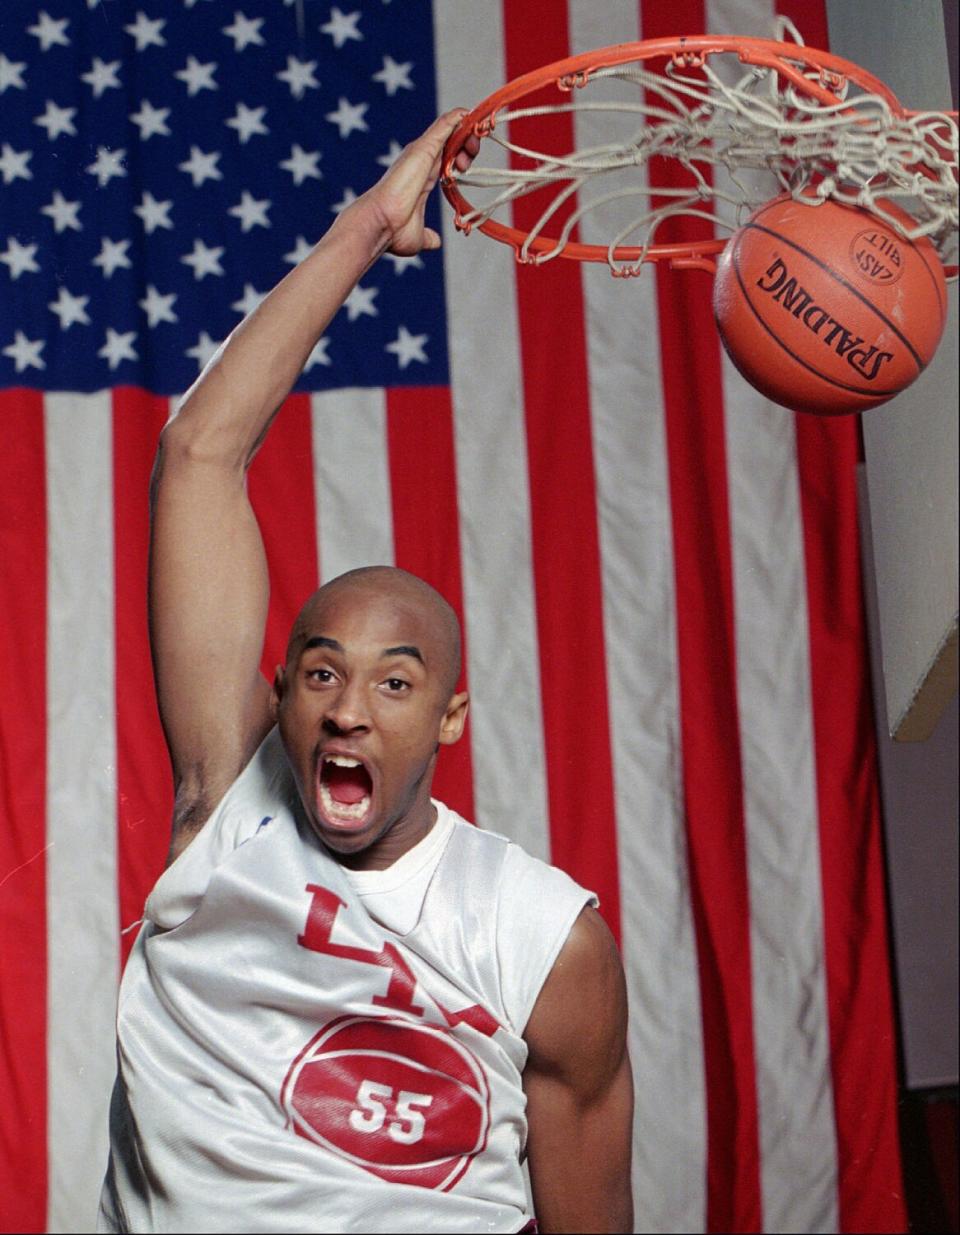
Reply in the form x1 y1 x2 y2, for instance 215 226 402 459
280 1015 490 1190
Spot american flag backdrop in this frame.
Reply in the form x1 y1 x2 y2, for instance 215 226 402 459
0 1 907 1232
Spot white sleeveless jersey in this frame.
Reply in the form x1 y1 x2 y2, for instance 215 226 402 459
98 729 595 1234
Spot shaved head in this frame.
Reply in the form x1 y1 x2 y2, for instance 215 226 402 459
274 565 469 867
287 566 462 699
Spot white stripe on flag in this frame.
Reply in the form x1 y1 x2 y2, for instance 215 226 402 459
44 392 118 1234
569 4 708 1229
433 0 551 862
705 2 841 1225
310 388 395 581
721 364 841 1234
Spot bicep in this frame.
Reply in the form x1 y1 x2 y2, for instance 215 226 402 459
522 907 634 1234
149 418 274 825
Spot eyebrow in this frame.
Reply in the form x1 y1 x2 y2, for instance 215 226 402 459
302 636 343 653
301 636 424 666
383 645 425 665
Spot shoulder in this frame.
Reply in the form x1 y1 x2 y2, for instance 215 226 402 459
444 810 597 918
438 810 599 1034
519 907 634 1233
524 905 628 1079
445 811 594 906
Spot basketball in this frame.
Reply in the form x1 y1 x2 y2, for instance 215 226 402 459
282 1015 490 1191
713 194 948 415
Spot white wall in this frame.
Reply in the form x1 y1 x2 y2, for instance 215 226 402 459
826 0 959 740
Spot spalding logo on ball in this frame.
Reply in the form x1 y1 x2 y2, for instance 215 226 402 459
713 193 948 415
280 1015 491 1190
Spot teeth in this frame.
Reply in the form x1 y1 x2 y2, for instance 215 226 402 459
319 781 370 821
324 754 361 768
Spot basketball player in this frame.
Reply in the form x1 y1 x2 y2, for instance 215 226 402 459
99 111 633 1234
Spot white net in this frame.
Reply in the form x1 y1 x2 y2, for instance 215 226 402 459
448 25 958 277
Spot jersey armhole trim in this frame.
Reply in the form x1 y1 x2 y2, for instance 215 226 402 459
513 891 598 1037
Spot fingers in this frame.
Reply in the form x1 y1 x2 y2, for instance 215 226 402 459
407 108 468 166
391 109 475 185
453 132 481 174
433 107 471 140
366 108 474 257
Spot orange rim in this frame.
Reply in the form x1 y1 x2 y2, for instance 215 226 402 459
440 35 956 272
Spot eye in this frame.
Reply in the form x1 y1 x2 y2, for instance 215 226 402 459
306 667 336 684
382 677 410 693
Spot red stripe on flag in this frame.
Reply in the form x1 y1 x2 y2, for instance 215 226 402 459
499 0 625 933
642 0 762 1227
778 3 907 1227
502 0 622 942
795 414 905 1234
248 394 320 678
385 386 475 824
113 389 174 966
0 390 48 1233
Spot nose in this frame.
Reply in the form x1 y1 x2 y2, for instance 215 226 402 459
321 679 371 735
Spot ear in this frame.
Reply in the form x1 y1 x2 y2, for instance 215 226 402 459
438 691 469 746
269 664 286 719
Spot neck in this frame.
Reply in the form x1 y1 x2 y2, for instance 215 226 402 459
333 800 438 872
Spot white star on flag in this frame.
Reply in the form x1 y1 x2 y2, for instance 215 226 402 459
41 191 82 233
384 252 424 275
326 97 369 139
279 144 322 185
178 146 223 187
304 337 332 369
181 239 225 279
223 13 266 51
92 237 133 277
125 11 166 51
129 100 171 140
276 56 319 99
226 103 269 144
175 56 218 95
320 8 363 48
229 192 272 232
48 287 91 330
34 100 78 140
331 187 357 214
139 285 178 327
284 235 314 265
3 331 45 372
99 328 138 370
0 54 28 92
0 144 32 185
186 331 222 370
27 12 71 52
376 141 404 168
344 285 379 321
0 238 41 280
2 0 449 401
86 147 127 187
386 324 428 368
372 55 414 95
81 58 122 97
231 284 267 317
134 192 174 233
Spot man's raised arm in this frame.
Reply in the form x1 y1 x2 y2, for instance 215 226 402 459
150 110 473 860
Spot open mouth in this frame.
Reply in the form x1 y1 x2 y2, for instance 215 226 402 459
316 754 374 829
